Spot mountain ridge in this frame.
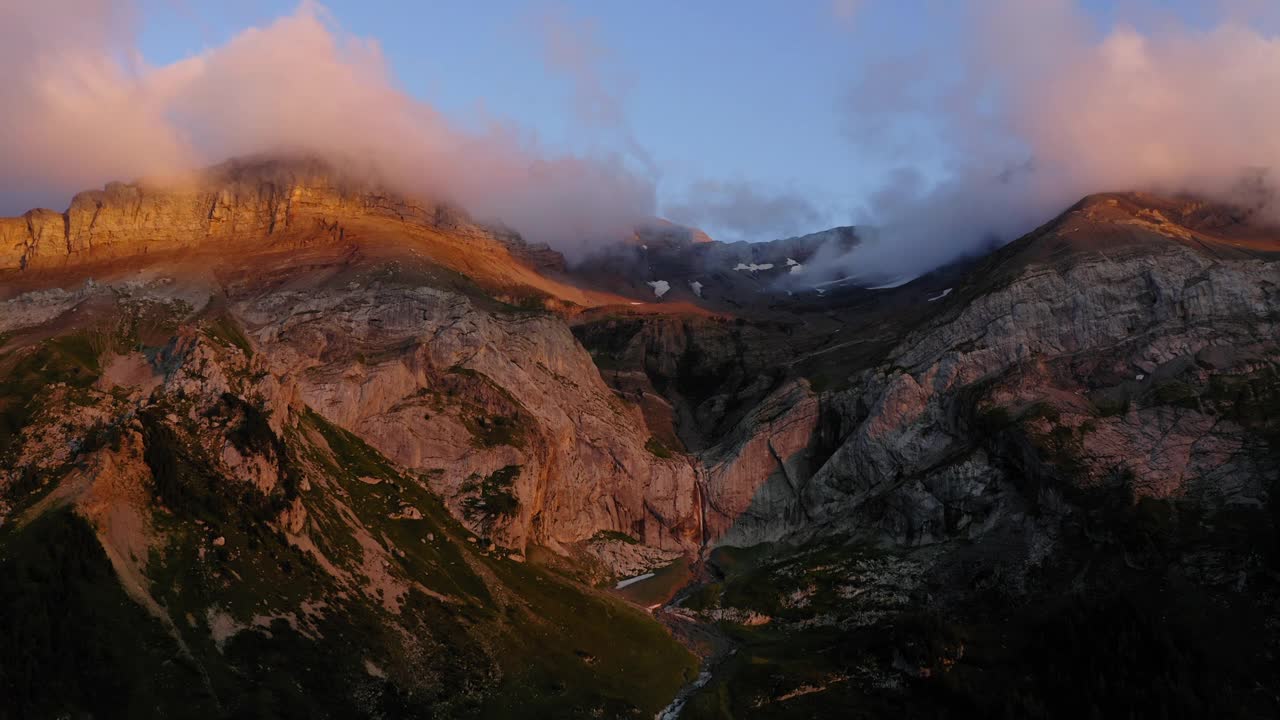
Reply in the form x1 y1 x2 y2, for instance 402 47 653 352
3 158 1280 717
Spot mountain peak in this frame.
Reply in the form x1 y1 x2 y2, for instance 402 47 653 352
0 154 474 273
986 190 1280 275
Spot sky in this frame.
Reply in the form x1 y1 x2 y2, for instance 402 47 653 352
127 0 883 239
121 0 1254 239
3 0 1279 278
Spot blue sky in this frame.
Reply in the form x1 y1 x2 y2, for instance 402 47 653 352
128 0 1250 241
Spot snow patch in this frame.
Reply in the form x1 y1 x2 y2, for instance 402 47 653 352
734 262 775 272
926 288 953 302
786 257 800 266
688 280 704 297
647 280 670 298
615 572 656 589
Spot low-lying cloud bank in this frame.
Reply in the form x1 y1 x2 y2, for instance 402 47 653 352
664 180 824 243
822 0 1280 284
5 1 1278 279
0 1 655 259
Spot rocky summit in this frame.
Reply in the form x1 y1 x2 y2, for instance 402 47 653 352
2 158 1280 719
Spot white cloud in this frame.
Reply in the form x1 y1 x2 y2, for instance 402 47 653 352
0 1 656 259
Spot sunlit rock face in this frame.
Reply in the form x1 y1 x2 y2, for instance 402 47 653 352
5 158 1280 717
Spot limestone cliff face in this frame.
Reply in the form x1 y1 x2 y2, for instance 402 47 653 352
2 165 321 270
783 196 1280 556
0 279 703 716
0 156 826 565
570 312 826 550
0 209 68 270
7 168 1280 720
699 380 820 547
234 279 704 552
0 157 515 272
6 169 1278 581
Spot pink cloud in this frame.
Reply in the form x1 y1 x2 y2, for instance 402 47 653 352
826 0 1280 283
0 1 656 258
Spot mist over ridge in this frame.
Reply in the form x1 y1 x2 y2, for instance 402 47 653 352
2 1 1279 279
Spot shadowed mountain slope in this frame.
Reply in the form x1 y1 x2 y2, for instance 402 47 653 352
3 160 1280 718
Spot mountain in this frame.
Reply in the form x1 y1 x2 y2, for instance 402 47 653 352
567 223 861 310
2 159 1279 719
661 192 1280 718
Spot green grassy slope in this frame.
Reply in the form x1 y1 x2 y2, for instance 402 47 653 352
0 303 697 720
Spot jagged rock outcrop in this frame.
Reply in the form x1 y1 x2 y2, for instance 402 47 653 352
1 161 341 269
7 162 1280 718
0 156 563 278
665 195 1280 717
571 222 861 309
786 194 1280 552
0 280 699 718
0 156 842 568
700 380 820 547
236 279 704 552
573 314 789 452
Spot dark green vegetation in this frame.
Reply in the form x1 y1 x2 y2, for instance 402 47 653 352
679 540 946 719
0 333 103 460
1152 379 1201 409
463 412 529 449
1201 365 1280 448
175 408 695 719
440 366 532 449
571 315 792 446
461 464 522 522
0 297 191 463
590 529 639 545
0 510 216 720
0 328 696 720
301 407 493 602
681 530 1280 719
693 540 894 621
478 555 699 719
202 313 254 357
493 287 554 314
673 377 1280 720
304 408 700 717
645 435 675 458
143 403 291 524
678 356 1280 719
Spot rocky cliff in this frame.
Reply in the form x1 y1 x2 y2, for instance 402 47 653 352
1 158 330 270
5 164 1280 718
235 274 704 553
0 157 607 312
791 194 1280 547
666 194 1280 717
0 157 808 567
